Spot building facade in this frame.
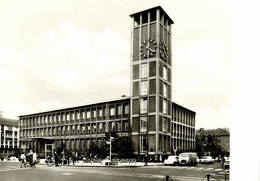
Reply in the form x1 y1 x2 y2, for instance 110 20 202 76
0 113 19 157
19 6 196 159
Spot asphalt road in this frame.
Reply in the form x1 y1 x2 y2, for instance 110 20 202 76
0 161 229 181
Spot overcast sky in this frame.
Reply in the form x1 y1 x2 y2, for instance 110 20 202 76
0 0 230 129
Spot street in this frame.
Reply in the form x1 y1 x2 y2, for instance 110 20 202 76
0 161 229 181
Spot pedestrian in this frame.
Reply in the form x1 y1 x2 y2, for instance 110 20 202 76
72 152 76 165
32 151 37 167
28 150 33 167
20 152 26 168
155 155 158 163
160 155 162 163
54 151 59 166
75 152 79 163
144 154 148 166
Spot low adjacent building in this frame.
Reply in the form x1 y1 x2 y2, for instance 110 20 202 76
0 113 19 157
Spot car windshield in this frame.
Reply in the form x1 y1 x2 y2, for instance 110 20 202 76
180 154 189 158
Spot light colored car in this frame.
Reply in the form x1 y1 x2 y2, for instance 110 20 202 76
164 155 179 165
178 152 198 166
200 156 215 164
224 157 230 168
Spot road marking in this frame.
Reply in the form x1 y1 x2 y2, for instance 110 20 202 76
0 167 29 172
206 168 214 170
62 172 74 175
215 168 223 171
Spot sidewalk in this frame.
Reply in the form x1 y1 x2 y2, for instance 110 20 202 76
38 159 164 167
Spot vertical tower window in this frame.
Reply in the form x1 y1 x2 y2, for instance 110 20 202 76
140 63 148 78
140 117 147 132
140 135 147 152
163 66 167 80
163 83 167 97
140 98 148 114
140 80 148 95
163 99 167 114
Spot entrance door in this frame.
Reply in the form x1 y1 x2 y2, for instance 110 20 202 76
45 144 53 158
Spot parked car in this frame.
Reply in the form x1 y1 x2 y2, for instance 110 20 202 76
200 156 215 164
224 157 230 168
164 155 179 166
178 152 198 166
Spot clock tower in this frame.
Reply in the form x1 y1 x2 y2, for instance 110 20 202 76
130 6 174 158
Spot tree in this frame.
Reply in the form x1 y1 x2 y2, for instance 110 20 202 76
104 131 134 159
196 132 223 158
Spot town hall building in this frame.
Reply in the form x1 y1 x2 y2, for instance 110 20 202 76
19 6 196 160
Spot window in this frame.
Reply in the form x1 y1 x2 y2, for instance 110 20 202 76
123 104 129 114
87 125 90 133
140 98 148 114
86 110 90 119
116 105 121 115
140 117 147 132
81 111 85 119
76 112 80 120
92 109 96 118
71 112 75 120
66 113 70 121
163 83 167 97
99 123 103 132
110 122 116 131
110 106 115 116
86 140 90 149
134 15 140 26
98 108 102 118
123 121 128 131
140 63 148 78
163 117 167 132
140 80 148 95
117 122 121 132
140 135 147 152
163 99 167 114
163 66 167 80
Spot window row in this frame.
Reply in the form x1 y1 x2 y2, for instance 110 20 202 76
172 108 195 126
20 121 129 138
20 104 129 128
172 124 195 139
173 138 195 151
133 62 170 81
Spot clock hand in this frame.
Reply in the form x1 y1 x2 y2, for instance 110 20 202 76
146 46 156 53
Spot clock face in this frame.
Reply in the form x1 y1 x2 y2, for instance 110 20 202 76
159 40 168 61
140 39 157 59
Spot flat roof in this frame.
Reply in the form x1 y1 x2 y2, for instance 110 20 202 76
19 96 131 118
129 6 174 24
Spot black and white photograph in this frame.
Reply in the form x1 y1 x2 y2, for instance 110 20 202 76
0 0 259 181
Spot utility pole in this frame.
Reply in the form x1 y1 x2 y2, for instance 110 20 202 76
109 137 114 160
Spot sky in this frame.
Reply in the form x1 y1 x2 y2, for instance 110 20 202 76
0 0 230 129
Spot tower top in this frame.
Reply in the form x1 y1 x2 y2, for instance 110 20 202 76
129 6 174 25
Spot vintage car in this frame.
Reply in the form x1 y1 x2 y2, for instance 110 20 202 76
200 156 215 164
164 155 179 166
178 152 198 166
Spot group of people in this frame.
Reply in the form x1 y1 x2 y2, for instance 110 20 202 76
53 151 80 166
20 150 37 168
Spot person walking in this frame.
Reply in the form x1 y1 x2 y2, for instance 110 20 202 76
54 151 59 167
72 152 76 165
28 150 33 167
20 152 26 168
32 151 37 167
